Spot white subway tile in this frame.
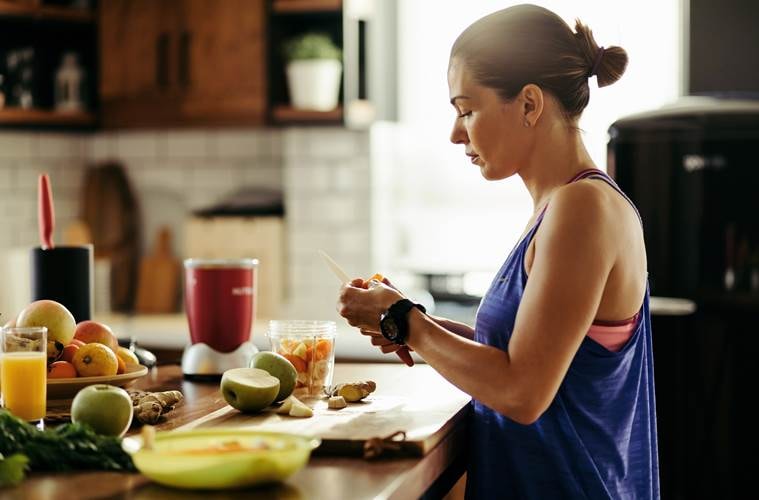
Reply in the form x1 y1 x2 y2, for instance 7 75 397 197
0 163 15 190
115 132 159 159
335 227 371 255
243 163 283 189
33 133 83 159
51 164 84 193
216 129 265 159
87 133 116 162
308 128 369 158
14 164 51 190
281 128 309 158
134 166 187 193
189 164 238 190
166 131 212 158
0 228 12 248
4 195 35 219
185 191 219 212
308 198 360 225
0 133 34 158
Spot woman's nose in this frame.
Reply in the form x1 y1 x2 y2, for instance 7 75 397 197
450 121 468 145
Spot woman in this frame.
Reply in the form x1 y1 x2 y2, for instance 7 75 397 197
337 4 659 499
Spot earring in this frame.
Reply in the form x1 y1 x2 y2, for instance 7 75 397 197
523 119 530 128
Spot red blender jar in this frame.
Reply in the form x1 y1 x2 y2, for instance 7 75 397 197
181 258 259 378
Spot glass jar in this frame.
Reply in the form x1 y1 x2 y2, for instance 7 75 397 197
267 320 336 397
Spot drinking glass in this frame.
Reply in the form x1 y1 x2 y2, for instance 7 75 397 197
1 326 47 423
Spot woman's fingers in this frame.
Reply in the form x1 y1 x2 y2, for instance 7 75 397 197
371 336 393 346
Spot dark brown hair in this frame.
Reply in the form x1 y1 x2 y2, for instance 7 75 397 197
450 4 628 119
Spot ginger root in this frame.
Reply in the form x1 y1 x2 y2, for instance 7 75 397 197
328 395 347 409
330 381 376 402
128 390 183 425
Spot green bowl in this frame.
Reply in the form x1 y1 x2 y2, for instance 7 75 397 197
122 429 320 490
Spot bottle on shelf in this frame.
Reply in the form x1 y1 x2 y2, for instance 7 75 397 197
55 52 86 112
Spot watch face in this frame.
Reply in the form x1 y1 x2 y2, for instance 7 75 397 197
381 314 399 341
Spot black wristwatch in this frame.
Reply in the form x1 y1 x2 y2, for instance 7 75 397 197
379 299 426 345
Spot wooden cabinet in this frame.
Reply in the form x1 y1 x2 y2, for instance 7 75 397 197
99 0 266 128
0 0 97 129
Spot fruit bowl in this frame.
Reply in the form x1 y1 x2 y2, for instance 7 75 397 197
122 429 321 489
47 364 148 400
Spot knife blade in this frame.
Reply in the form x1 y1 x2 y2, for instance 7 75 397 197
318 250 352 284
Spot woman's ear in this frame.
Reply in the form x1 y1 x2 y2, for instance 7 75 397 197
520 84 544 128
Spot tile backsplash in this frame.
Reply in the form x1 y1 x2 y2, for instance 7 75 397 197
0 127 373 322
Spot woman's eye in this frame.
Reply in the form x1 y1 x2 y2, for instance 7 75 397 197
457 111 472 118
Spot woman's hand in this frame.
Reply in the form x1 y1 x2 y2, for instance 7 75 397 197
337 278 403 331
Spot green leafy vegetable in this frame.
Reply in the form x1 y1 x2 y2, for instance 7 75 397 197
0 410 135 474
0 453 29 488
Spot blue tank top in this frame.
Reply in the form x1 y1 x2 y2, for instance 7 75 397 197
466 169 660 499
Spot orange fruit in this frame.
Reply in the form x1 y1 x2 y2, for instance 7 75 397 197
70 339 85 347
116 355 126 374
315 339 332 361
282 353 307 373
116 346 139 367
49 361 77 379
72 343 118 377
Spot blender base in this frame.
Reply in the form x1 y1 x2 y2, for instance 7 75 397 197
181 341 258 378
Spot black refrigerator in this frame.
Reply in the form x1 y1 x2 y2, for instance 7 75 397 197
608 97 759 500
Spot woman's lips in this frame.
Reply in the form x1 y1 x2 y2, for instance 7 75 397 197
470 155 480 165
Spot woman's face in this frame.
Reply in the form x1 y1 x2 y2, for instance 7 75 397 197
447 59 534 181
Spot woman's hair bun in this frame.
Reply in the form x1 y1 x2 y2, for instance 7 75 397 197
574 20 628 88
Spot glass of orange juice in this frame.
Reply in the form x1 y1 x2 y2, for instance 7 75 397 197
1 326 47 424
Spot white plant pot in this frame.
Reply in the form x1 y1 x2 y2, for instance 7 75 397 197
286 59 342 111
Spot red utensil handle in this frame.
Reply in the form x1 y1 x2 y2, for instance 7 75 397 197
38 173 55 249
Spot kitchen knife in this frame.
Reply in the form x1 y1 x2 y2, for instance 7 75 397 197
318 249 351 284
38 173 55 249
318 249 414 367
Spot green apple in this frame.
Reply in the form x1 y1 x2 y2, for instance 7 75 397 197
220 368 280 413
71 384 134 437
16 300 76 346
249 351 297 402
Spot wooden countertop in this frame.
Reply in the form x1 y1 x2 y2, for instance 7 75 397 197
6 364 470 500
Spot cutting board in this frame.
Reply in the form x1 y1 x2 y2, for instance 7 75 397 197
135 226 180 314
177 364 471 457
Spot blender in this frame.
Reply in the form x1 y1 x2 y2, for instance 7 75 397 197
181 258 259 378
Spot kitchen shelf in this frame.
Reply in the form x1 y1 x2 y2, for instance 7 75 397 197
272 0 341 14
0 108 96 127
0 1 94 23
271 105 343 124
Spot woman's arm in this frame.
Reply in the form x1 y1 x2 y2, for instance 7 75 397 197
428 316 475 340
339 183 618 424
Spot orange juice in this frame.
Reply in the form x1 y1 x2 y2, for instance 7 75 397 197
1 351 47 421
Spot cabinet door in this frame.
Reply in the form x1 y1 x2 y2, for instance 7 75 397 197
100 0 183 127
179 0 266 125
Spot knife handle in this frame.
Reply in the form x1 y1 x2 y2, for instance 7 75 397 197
38 174 55 249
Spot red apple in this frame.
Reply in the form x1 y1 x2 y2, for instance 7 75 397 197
61 343 80 363
74 320 118 353
16 300 76 345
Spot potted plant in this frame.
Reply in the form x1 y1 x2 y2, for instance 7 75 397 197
283 33 342 111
